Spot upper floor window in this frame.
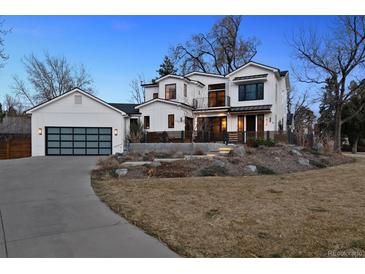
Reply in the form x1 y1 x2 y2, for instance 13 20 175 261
168 114 174 128
165 84 176 100
238 83 264 101
184 84 187 97
208 83 226 107
153 92 158 99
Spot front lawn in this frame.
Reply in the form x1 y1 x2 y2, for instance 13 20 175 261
92 158 365 257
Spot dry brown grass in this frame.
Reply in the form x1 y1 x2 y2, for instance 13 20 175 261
92 158 365 258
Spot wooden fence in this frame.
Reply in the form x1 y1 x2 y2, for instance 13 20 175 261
0 134 31 160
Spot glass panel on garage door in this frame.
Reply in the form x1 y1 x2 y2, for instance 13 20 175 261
45 127 112 155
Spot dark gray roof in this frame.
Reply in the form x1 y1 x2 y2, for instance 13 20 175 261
108 103 140 115
233 74 268 81
229 105 272 113
280 70 288 77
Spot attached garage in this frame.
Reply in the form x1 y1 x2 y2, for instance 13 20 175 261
26 88 128 156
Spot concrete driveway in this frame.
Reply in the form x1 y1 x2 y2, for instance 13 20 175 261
0 156 178 258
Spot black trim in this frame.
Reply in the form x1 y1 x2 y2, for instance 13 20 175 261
45 126 112 156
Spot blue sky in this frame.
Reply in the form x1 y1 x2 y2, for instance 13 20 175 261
0 16 335 105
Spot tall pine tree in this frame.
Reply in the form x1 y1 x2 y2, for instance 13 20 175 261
157 56 177 77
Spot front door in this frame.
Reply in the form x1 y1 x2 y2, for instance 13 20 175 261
246 115 256 132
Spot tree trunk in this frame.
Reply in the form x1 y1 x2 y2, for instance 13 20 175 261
333 104 342 153
352 135 359 154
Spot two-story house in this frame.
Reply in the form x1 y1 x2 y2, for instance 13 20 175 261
26 61 289 156
137 61 289 143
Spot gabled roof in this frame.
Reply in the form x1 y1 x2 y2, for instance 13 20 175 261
233 73 268 81
185 71 226 78
142 74 205 87
226 61 287 78
25 88 127 116
135 98 193 110
108 103 140 115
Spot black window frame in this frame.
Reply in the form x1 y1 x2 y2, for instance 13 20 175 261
165 84 176 100
238 83 264 101
153 92 158 99
144 116 150 129
45 126 112 156
168 114 175 129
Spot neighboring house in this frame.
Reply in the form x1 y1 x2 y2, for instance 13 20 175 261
25 61 289 157
139 61 289 142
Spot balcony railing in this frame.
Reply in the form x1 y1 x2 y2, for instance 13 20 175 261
193 96 231 109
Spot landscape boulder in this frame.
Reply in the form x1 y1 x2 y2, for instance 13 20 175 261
232 146 245 157
244 164 257 174
291 149 302 157
313 143 325 154
298 158 310 167
115 168 128 177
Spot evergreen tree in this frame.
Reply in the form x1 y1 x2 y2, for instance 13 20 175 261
157 56 177 77
0 103 5 122
342 80 365 153
317 77 337 141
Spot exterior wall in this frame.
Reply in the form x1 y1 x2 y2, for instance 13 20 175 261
188 74 228 108
144 86 159 101
30 91 125 156
227 64 288 131
138 101 193 132
156 78 194 105
227 113 275 132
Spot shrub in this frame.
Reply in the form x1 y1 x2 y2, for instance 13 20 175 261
142 152 155 161
194 148 205 155
200 164 227 176
97 156 120 170
256 165 276 175
309 159 327 168
253 138 276 147
127 119 145 143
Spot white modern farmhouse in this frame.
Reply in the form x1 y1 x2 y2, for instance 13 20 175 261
26 61 289 156
139 61 289 143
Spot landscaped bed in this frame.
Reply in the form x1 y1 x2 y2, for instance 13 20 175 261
92 157 365 257
90 145 364 257
92 144 353 179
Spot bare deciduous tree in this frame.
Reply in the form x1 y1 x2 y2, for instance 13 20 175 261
0 18 10 68
12 53 94 106
129 74 145 104
3 94 24 116
291 16 365 152
172 16 259 75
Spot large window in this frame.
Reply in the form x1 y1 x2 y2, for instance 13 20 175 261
238 83 264 101
168 114 175 128
208 83 226 107
144 116 150 129
165 84 176 99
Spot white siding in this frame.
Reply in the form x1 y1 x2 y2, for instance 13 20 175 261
30 91 125 156
139 101 193 132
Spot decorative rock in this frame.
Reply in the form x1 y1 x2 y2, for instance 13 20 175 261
121 161 152 167
212 159 226 168
313 143 324 154
291 149 302 157
149 161 162 167
298 158 310 167
154 158 181 163
244 165 257 173
115 168 128 176
232 146 245 157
